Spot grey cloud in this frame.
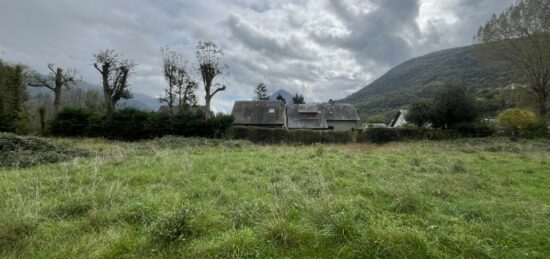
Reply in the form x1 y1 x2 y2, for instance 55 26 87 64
0 0 512 112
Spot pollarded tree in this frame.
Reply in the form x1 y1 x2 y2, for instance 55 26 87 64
254 83 269 100
28 64 81 112
196 41 226 119
476 0 550 116
93 49 136 115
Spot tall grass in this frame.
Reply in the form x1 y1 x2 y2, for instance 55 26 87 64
0 137 549 257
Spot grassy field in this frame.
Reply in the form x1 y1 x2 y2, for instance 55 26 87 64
1 137 549 258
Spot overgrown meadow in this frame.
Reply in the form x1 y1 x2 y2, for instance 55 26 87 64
1 136 549 258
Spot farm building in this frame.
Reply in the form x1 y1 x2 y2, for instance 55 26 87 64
232 100 360 131
389 110 409 128
231 100 287 128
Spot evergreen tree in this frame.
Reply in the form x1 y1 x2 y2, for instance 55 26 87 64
292 93 305 104
254 83 269 100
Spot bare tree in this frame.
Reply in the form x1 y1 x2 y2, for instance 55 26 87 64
93 49 136 115
196 41 226 119
28 64 80 112
160 47 198 114
160 47 179 115
476 0 550 115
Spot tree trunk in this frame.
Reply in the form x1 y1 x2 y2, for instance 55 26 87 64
53 68 63 113
53 87 62 113
102 71 113 115
205 94 211 120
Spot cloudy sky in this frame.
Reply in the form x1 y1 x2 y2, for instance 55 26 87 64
0 0 513 112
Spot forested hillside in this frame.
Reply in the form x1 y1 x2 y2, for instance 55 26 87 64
343 46 516 120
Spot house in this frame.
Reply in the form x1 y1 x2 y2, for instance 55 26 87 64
231 100 360 131
286 102 360 131
389 110 409 128
231 100 287 128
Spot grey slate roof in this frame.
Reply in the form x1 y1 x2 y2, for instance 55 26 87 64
286 104 328 129
232 100 286 125
286 103 360 129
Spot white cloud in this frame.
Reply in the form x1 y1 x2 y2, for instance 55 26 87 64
0 0 512 112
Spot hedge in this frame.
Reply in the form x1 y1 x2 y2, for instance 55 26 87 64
231 126 354 144
50 108 234 141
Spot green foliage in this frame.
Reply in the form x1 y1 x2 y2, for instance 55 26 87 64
406 102 431 127
364 128 400 144
522 120 549 139
453 122 496 138
0 61 29 134
497 108 537 132
359 128 460 144
231 126 354 144
49 108 234 141
431 86 479 128
49 108 101 137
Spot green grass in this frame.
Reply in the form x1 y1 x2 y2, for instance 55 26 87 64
1 137 549 258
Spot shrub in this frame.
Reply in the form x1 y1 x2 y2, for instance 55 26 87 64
453 122 495 138
523 120 549 139
49 108 100 137
231 126 355 144
99 108 152 140
497 108 537 139
365 128 400 144
49 108 234 141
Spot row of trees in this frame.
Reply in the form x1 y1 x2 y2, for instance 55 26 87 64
253 83 306 104
1 41 228 134
38 42 226 118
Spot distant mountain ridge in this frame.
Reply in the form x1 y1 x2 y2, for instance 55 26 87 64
269 89 294 104
27 79 161 111
343 45 514 119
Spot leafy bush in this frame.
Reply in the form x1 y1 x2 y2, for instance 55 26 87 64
523 120 549 139
497 108 537 139
231 126 355 144
365 128 400 144
100 108 152 141
453 122 495 138
50 108 234 141
49 108 100 137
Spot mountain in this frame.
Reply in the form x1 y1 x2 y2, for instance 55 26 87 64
27 79 161 111
269 89 294 104
343 46 514 120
